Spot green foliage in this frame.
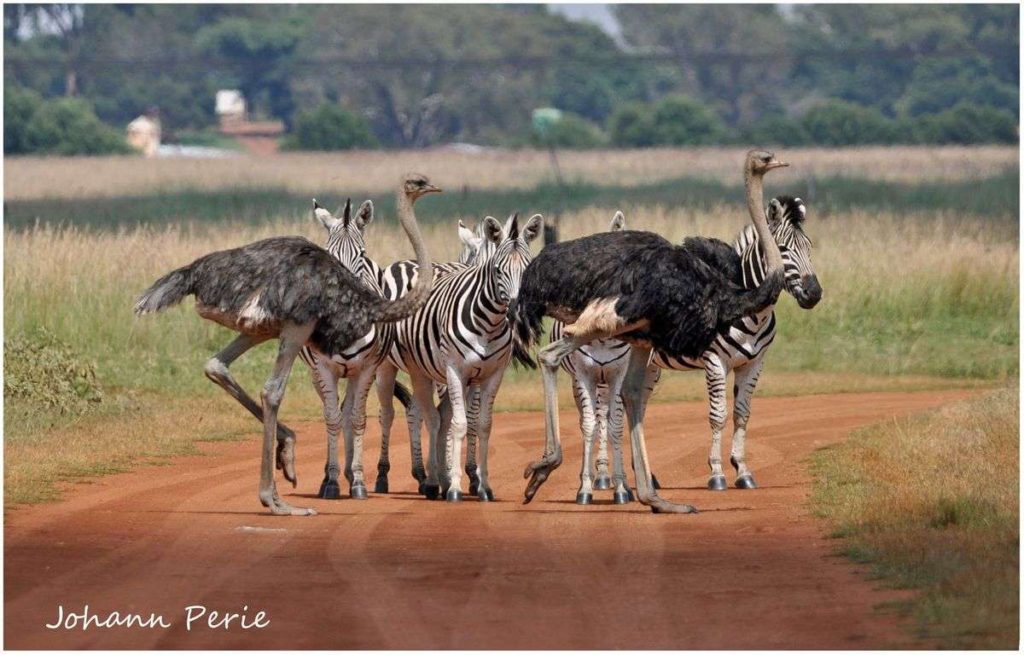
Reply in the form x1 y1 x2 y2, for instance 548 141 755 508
608 103 658 147
3 85 42 154
801 100 898 146
531 111 607 149
14 95 134 156
743 114 810 147
5 329 103 413
651 95 727 145
897 56 1018 117
912 103 1018 145
282 103 378 151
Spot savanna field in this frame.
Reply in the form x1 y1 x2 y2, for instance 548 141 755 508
4 146 1020 646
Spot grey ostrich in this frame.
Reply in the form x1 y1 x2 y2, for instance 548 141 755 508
134 173 439 516
510 150 788 514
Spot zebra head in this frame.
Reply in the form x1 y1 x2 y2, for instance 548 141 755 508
767 196 822 309
312 198 374 275
480 212 543 305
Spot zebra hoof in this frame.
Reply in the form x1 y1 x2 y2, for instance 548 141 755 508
626 487 636 502
612 490 631 505
374 478 389 494
708 475 728 491
318 480 342 500
651 474 662 490
422 484 440 500
350 484 368 500
593 475 613 490
735 474 758 490
469 482 479 496
478 488 494 502
575 492 593 505
446 489 463 503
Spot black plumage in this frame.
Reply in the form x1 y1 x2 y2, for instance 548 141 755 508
135 236 413 357
511 230 782 360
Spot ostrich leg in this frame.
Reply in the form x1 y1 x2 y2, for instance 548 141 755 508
258 322 316 516
311 361 343 500
470 373 503 502
204 333 299 485
730 358 764 489
341 365 376 499
620 344 697 514
571 376 599 505
703 353 730 491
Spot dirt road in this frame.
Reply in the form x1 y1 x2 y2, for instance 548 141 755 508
5 390 969 649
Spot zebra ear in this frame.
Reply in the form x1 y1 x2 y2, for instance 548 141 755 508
482 216 504 245
354 200 373 230
521 213 543 243
609 211 626 232
313 199 339 230
767 198 784 226
458 219 477 246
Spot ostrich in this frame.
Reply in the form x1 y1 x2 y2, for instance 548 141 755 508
133 173 439 515
510 150 788 513
547 211 636 505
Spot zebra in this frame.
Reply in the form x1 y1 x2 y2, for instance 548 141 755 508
640 195 822 491
376 212 543 501
546 211 637 505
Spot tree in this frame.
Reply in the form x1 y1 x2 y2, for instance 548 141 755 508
531 111 607 149
801 100 897 146
608 103 658 147
913 103 1017 144
21 97 133 155
651 95 727 146
283 103 378 151
4 86 42 154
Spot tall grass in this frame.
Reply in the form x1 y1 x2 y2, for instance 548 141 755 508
5 145 1017 201
811 387 1019 648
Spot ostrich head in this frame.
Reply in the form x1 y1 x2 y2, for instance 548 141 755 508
312 198 374 273
767 196 822 309
744 149 789 178
403 173 441 201
479 212 543 305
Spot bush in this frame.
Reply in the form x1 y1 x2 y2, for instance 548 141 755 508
5 329 103 414
4 86 44 155
744 114 810 146
801 100 898 146
650 95 728 146
19 97 134 156
608 102 658 147
532 111 607 149
282 103 378 151
912 103 1018 145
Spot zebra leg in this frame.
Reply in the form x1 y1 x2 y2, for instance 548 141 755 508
465 386 481 496
204 333 299 485
373 365 395 494
341 365 376 499
573 375 599 505
257 323 316 516
592 383 613 491
472 372 504 502
409 373 442 500
311 361 343 500
436 391 453 495
442 365 470 502
608 378 632 504
731 358 764 490
621 344 696 514
703 354 730 491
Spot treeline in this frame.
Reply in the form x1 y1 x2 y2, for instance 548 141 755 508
3 4 1018 154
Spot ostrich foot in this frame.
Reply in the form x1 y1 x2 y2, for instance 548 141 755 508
575 492 593 505
522 455 562 504
317 478 342 500
593 475 613 490
260 489 316 516
647 496 698 514
349 483 368 500
374 477 389 494
708 475 728 491
276 438 297 488
735 474 758 490
446 488 463 502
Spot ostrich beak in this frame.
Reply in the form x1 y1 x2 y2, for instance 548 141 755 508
766 159 789 171
424 183 442 194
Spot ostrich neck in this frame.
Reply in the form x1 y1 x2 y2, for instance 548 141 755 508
397 192 433 302
745 171 783 272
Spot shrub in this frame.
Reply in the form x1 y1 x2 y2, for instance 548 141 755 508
532 111 607 149
21 97 134 156
5 329 103 414
650 95 727 146
4 86 44 155
913 103 1018 145
283 103 378 151
801 100 898 146
608 102 658 147
744 114 810 146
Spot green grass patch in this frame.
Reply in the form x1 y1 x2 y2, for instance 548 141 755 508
810 387 1019 648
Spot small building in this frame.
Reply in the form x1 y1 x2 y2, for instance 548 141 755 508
216 89 247 129
125 111 161 157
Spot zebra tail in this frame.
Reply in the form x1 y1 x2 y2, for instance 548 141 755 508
133 264 194 315
393 380 413 410
511 336 537 370
508 296 544 355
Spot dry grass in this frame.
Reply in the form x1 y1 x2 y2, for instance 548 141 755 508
811 386 1019 648
5 145 1017 201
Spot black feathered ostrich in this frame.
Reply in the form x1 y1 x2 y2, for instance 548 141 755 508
134 173 439 516
510 150 789 514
